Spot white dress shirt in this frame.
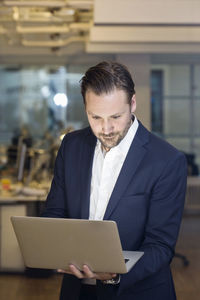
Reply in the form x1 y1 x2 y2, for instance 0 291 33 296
89 116 139 220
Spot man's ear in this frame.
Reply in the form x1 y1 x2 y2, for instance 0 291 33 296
130 94 136 113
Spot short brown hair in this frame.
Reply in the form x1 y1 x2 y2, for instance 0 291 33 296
80 61 135 104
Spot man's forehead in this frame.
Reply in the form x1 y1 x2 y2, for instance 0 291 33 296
85 88 126 97
85 89 129 105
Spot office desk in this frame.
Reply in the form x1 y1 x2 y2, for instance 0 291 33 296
0 192 46 272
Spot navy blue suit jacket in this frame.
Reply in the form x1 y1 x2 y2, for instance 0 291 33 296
42 121 187 300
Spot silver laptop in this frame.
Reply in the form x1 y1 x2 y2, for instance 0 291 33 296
11 216 143 274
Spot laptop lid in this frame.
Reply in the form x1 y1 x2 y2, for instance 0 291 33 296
11 216 143 274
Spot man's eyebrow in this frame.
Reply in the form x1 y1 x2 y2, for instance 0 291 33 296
110 112 122 117
110 110 126 117
88 110 125 117
87 111 100 116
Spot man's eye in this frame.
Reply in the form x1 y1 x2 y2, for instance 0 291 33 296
92 116 100 120
112 115 120 119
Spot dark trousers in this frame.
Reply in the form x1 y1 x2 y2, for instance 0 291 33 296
79 284 97 300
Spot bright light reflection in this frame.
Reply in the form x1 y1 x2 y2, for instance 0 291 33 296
53 93 68 107
60 134 65 140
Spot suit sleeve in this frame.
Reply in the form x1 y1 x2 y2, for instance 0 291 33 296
118 152 187 292
41 137 69 218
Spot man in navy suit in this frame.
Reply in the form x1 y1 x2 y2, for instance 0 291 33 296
42 61 187 300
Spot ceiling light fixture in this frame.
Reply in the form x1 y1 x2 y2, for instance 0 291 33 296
22 35 86 47
67 0 93 10
3 1 68 8
17 25 70 34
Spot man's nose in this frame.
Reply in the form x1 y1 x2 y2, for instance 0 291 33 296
102 120 113 134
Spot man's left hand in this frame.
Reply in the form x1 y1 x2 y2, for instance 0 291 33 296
58 264 117 281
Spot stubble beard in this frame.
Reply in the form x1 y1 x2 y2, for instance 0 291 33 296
98 118 132 151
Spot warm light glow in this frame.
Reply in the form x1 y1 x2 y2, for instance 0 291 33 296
60 134 65 140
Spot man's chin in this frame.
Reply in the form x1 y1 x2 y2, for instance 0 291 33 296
100 139 118 150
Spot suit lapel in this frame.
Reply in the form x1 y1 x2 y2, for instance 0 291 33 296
104 123 149 220
80 129 96 219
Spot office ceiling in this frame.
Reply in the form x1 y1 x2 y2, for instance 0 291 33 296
0 0 93 60
1 0 200 64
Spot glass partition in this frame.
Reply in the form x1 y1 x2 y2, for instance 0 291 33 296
0 64 91 181
151 63 200 172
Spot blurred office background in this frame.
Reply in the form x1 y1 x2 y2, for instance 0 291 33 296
0 1 200 299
